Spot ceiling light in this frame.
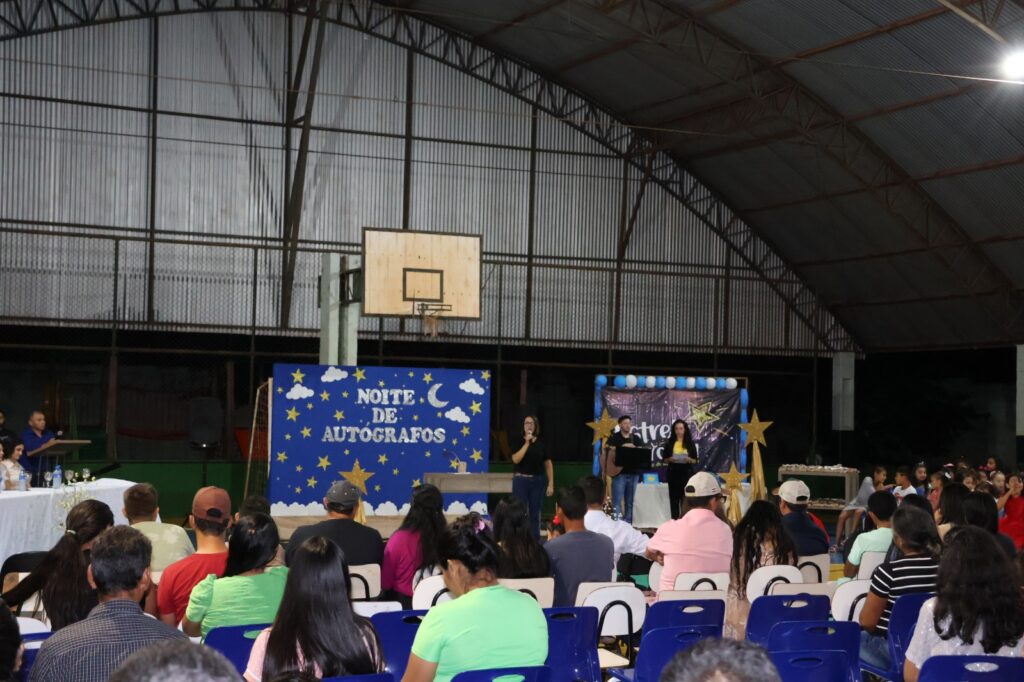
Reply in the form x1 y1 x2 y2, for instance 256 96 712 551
1003 50 1024 80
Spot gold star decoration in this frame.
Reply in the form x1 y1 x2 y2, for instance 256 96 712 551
341 459 374 494
300 426 312 438
320 390 330 401
412 415 419 421
424 450 431 458
276 451 288 463
378 453 388 465
374 484 381 492
307 476 318 488
344 449 350 455
334 410 345 421
317 456 331 471
461 426 470 437
306 402 314 410
284 434 292 441
412 478 421 487
276 386 283 394
451 438 459 445
392 468 400 476
408 371 414 378
342 391 349 398
437 411 443 418
469 400 482 415
449 457 461 471
294 486 302 494
353 368 366 382
378 380 386 388
423 372 433 383
291 368 306 384
285 407 299 422
720 462 749 491
295 464 303 472
470 449 483 463
481 370 491 380
586 408 618 444
687 400 723 435
739 409 773 447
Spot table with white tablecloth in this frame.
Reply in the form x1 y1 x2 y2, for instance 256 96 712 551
632 481 753 529
0 478 134 567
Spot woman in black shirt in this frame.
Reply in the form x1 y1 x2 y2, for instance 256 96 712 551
659 419 697 520
510 415 552 540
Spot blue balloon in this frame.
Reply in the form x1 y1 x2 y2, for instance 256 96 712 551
676 377 686 388
594 400 603 414
740 388 750 408
740 409 748 423
614 375 626 388
695 377 707 390
637 376 647 388
595 374 608 387
655 376 666 389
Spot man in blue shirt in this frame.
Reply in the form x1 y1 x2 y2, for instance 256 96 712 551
20 410 55 484
779 479 829 557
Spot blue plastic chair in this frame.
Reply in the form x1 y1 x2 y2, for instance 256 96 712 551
767 620 860 682
542 607 601 682
769 650 850 682
371 609 428 680
323 675 396 682
859 592 933 682
203 622 272 675
451 666 552 682
918 655 1024 681
16 632 51 682
608 625 720 682
643 600 724 636
745 595 830 647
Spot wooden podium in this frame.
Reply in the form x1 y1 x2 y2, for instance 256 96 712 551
28 439 92 478
423 472 513 494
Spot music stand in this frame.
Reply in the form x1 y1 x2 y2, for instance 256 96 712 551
615 446 652 474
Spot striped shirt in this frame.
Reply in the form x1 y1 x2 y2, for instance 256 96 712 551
869 555 938 634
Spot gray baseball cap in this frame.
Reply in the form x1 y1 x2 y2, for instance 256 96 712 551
326 480 361 508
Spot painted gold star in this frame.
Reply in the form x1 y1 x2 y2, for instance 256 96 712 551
451 438 459 445
449 457 461 471
320 390 330 401
481 370 491 380
291 368 306 384
295 464 303 472
469 400 482 415
306 402 314 410
284 433 292 441
353 368 366 382
306 476 318 488
276 386 283 394
318 456 331 471
425 450 431 458
374 484 381 492
412 415 419 421
688 400 723 435
739 409 773 447
285 406 299 422
721 462 749 491
461 426 470 437
586 408 618 444
301 426 312 438
408 371 414 378
437 411 443 418
392 468 400 476
295 486 302 494
340 459 374 494
412 478 421 487
470 449 483 463
342 391 349 398
378 380 386 388
378 453 389 465
344 449 350 455
334 410 345 421
423 372 433 383
276 451 288 463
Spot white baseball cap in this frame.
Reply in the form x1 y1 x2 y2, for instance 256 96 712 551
684 471 722 497
779 479 811 505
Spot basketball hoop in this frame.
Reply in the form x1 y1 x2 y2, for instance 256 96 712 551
417 302 452 338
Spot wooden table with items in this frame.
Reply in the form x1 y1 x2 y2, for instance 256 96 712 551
777 464 860 511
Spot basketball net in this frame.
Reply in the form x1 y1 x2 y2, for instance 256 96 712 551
422 313 441 338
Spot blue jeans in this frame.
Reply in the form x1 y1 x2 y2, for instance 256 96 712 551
611 474 639 524
859 630 891 670
512 474 547 540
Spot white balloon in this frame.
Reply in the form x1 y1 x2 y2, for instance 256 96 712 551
685 377 696 389
726 377 738 390
665 376 676 389
645 375 657 388
706 377 717 390
625 374 638 388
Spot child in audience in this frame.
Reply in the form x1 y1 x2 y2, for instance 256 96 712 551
991 470 1007 498
912 462 928 496
892 466 918 503
844 492 896 578
998 473 1024 550
903 527 1024 682
935 482 968 540
962 492 1017 559
244 537 382 681
927 470 947 511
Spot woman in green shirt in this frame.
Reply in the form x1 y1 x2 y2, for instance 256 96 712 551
403 515 548 682
183 513 287 638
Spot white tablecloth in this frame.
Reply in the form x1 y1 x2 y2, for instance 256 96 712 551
0 478 134 567
632 482 753 529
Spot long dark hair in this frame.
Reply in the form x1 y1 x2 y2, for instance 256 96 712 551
731 501 797 599
440 517 501 575
962 492 1000 535
938 482 969 526
661 419 696 457
492 497 549 579
224 513 279 577
0 600 19 681
41 499 114 630
892 505 942 557
399 485 446 571
262 537 380 679
934 527 1024 653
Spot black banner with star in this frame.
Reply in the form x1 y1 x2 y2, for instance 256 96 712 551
600 388 742 473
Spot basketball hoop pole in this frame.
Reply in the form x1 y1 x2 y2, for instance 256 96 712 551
319 253 360 365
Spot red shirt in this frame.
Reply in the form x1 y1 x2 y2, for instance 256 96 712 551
157 552 228 624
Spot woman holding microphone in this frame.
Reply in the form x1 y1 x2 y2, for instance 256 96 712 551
660 419 697 519
510 415 553 540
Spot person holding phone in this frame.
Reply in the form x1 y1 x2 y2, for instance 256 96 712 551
510 415 553 540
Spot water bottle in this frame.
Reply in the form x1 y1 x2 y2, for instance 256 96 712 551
18 470 27 492
52 464 63 488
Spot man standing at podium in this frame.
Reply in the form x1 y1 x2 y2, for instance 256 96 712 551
20 410 55 485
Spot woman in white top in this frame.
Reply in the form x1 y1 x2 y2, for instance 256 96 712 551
904 526 1024 682
0 440 27 490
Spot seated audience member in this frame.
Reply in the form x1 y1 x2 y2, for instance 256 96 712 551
912 462 928 496
935 481 968 540
884 494 935 562
237 494 286 566
836 466 886 548
660 638 781 682
960 469 979 492
0 440 27 490
1 499 114 630
892 466 918 503
725 500 797 638
778 479 829 557
859 506 941 671
578 475 648 568
491 497 550 579
545 486 614 606
546 517 565 540
403 518 548 682
927 470 947 511
30 526 186 682
285 481 383 567
110 639 238 682
991 470 1007 497
382 484 446 608
0 601 21 682
998 473 1024 550
122 482 194 572
647 472 732 592
903 526 1024 682
157 487 231 626
844 491 897 578
963 491 1017 559
183 512 288 637
245 537 383 681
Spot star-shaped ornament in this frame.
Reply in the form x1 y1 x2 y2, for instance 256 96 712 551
353 368 366 382
341 460 374 494
285 407 299 422
739 410 773 447
317 456 331 471
470 449 483 463
586 408 618 444
720 462 749 491
291 368 306 384
687 400 722 435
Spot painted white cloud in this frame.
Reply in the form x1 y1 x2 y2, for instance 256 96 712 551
398 503 410 516
373 501 400 516
445 406 471 423
321 366 348 383
470 501 489 515
285 383 315 400
444 501 470 516
362 500 377 516
459 378 485 395
270 501 325 516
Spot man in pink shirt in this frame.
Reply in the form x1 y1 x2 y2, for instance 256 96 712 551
646 471 732 592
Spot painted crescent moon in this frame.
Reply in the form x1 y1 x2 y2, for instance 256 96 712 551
427 384 449 408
